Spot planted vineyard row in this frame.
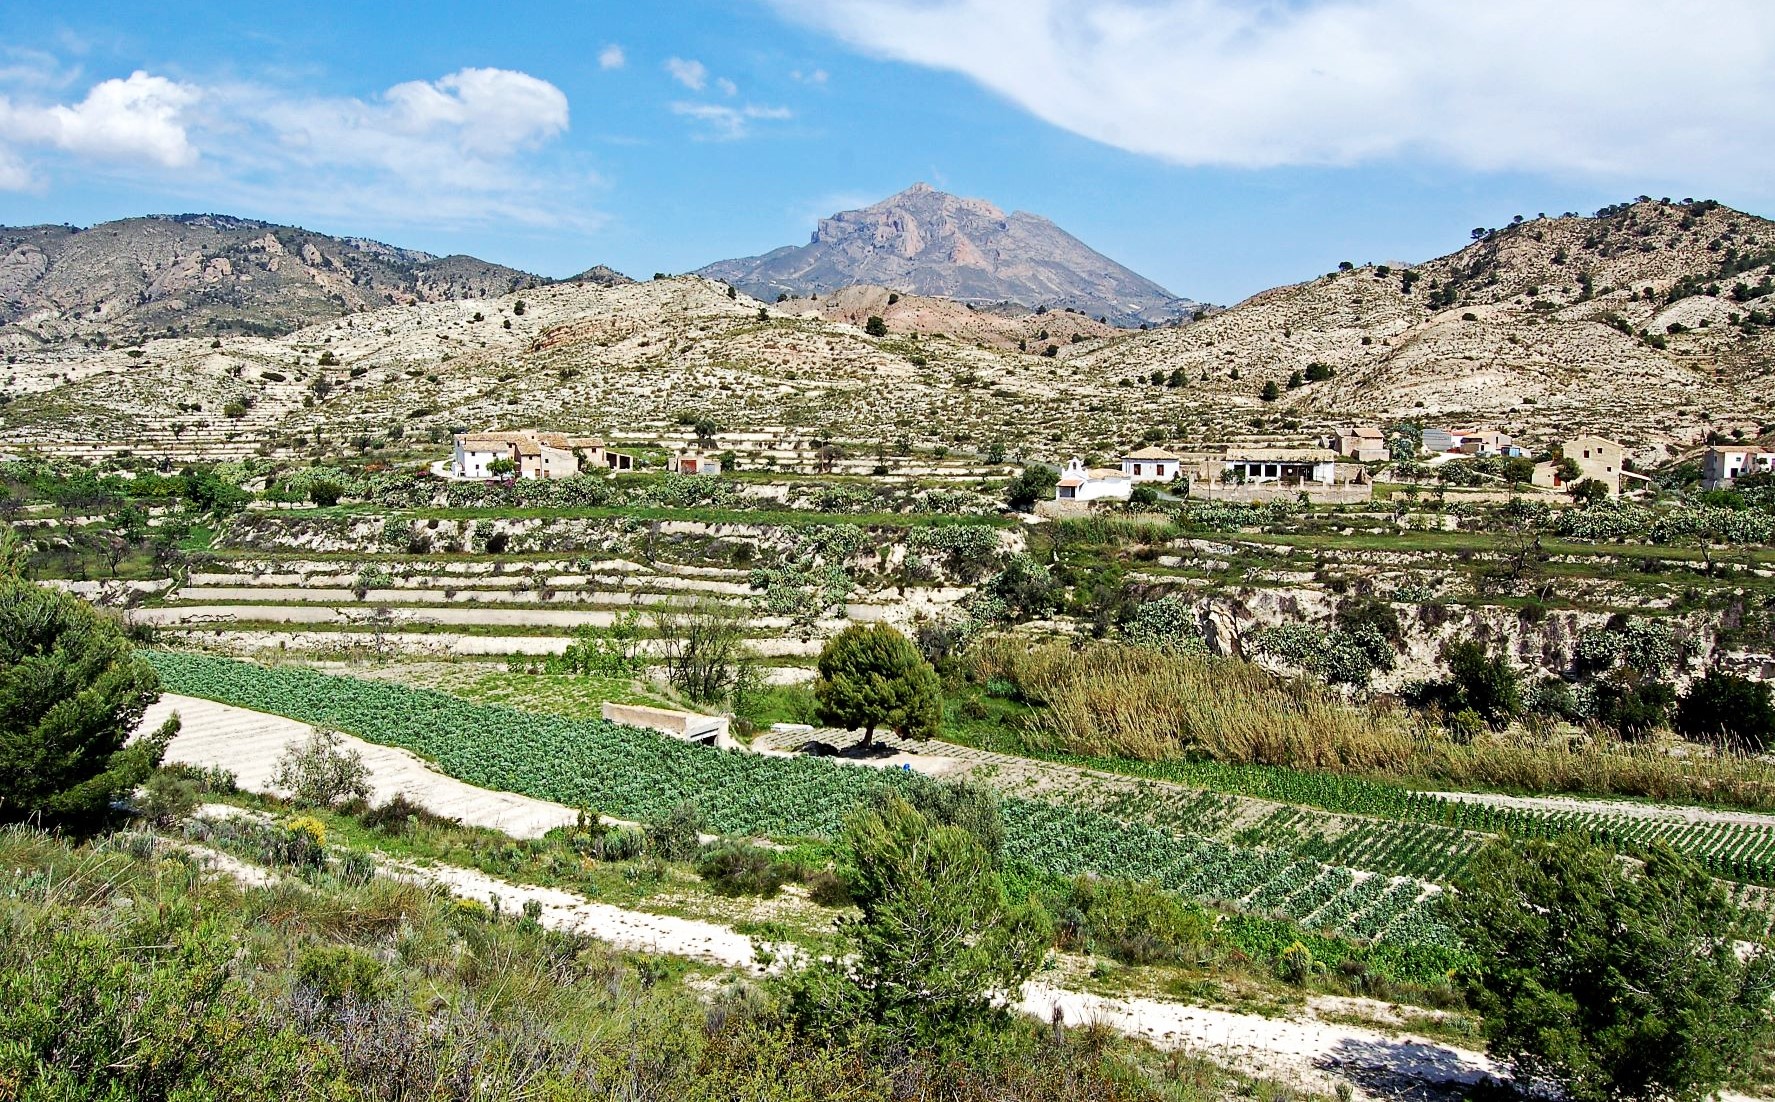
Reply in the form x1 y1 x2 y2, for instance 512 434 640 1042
146 652 1465 982
1428 801 1775 888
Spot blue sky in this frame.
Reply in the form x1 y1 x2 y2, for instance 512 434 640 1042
2 0 1772 305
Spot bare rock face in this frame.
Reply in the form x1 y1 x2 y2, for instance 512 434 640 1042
697 183 1199 327
0 214 564 350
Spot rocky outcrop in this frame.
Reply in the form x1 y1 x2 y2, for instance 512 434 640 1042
697 183 1199 327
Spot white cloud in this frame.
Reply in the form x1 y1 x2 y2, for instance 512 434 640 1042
790 68 829 86
671 102 793 141
767 0 1775 190
716 77 738 97
266 66 568 166
0 70 199 170
0 65 593 227
664 57 708 91
598 44 626 71
0 145 33 190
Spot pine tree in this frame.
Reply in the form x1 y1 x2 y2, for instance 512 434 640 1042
0 579 176 827
813 624 941 749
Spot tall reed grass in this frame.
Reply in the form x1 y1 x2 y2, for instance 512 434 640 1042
971 640 1418 770
969 640 1775 809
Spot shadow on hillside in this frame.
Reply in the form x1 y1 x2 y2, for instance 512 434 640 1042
1321 1035 1500 1102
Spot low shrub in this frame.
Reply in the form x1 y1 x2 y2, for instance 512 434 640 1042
697 842 792 897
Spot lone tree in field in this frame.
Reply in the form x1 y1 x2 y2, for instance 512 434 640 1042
814 624 941 749
0 578 175 827
864 315 888 338
1447 835 1775 1102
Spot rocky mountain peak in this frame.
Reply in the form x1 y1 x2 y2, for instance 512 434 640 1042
698 185 1198 326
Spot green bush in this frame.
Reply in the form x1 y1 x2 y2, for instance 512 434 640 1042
295 944 387 1006
1675 670 1775 752
645 801 705 862
0 579 174 827
697 842 792 897
1447 836 1774 1102
1058 876 1212 966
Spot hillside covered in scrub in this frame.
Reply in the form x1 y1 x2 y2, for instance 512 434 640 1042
4 198 1772 465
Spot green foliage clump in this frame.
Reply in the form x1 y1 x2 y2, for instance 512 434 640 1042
1253 621 1395 687
1675 670 1775 752
1003 465 1059 512
1056 875 1212 965
1447 835 1774 1102
814 624 942 749
270 729 372 809
697 841 793 897
0 579 174 827
789 796 1049 1048
645 801 706 862
1413 639 1522 728
1121 595 1207 654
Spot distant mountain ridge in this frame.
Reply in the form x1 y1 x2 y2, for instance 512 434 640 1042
697 183 1199 327
0 214 574 351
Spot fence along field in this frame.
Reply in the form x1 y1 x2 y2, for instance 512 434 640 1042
145 651 1473 980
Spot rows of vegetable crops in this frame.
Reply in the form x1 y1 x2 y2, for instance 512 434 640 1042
145 652 1464 979
1067 754 1775 889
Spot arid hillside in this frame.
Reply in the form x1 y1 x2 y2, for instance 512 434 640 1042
1081 198 1775 454
2 198 1771 464
0 214 574 352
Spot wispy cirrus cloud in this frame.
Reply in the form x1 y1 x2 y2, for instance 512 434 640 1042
671 101 793 141
664 57 708 92
767 0 1775 193
0 65 601 229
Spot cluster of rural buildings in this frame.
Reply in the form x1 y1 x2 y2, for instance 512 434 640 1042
1053 444 1372 511
449 429 728 481
446 424 1768 506
1703 445 1774 490
1048 424 1666 513
450 431 634 480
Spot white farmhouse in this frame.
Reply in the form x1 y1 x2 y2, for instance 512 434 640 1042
1055 458 1133 502
451 430 635 480
1121 447 1182 483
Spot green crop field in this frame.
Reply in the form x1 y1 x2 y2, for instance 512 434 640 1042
146 651 1471 981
